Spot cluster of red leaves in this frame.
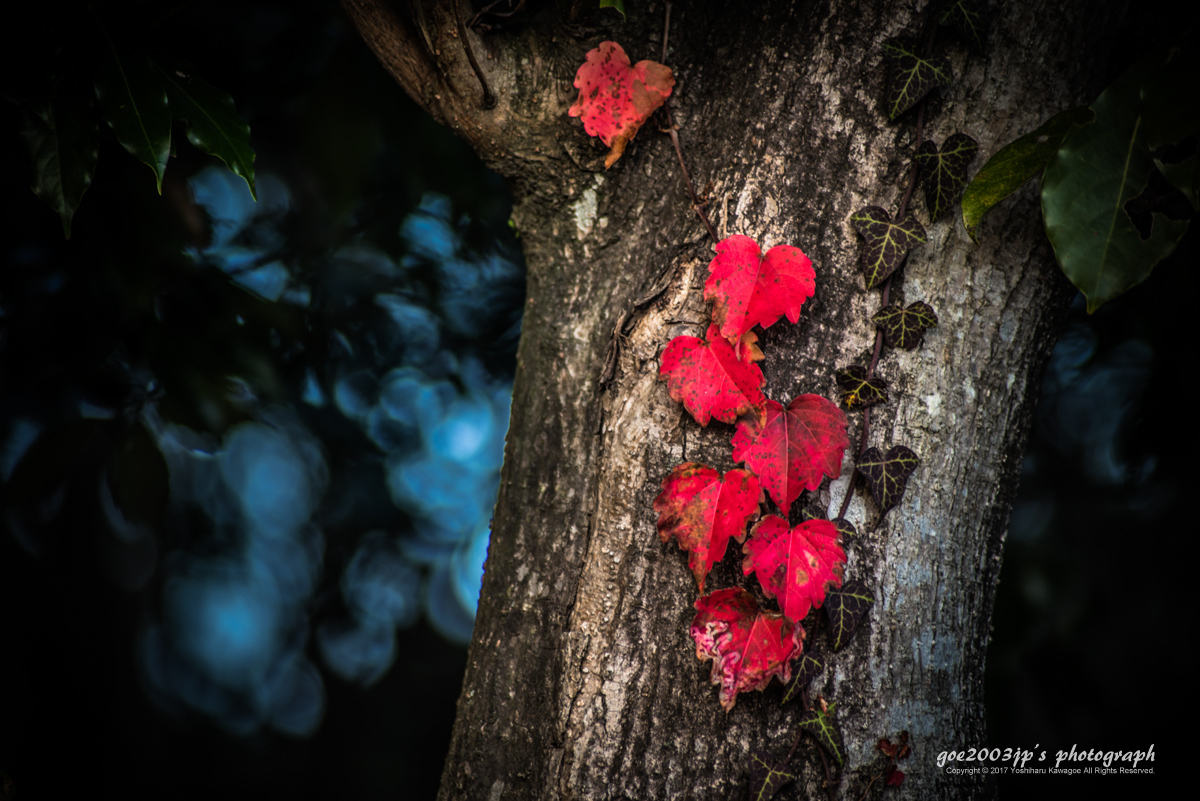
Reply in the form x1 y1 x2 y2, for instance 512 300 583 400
652 230 848 710
568 41 674 168
878 732 912 787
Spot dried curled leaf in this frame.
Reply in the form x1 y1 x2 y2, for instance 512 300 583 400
690 588 804 711
704 235 815 351
653 463 762 591
743 516 846 623
568 41 674 168
660 324 766 426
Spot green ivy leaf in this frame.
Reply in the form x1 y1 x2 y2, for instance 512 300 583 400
599 0 626 17
881 38 952 121
871 301 939 350
858 445 919 515
799 702 845 766
938 0 987 51
915 133 978 221
780 650 825 706
1042 57 1191 312
824 580 874 652
835 366 888 409
20 94 99 238
155 64 257 199
849 206 927 289
831 517 857 540
800 503 828 522
960 107 1094 242
94 37 171 193
748 752 796 801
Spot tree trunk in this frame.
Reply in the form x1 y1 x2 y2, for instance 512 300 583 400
342 1 1129 797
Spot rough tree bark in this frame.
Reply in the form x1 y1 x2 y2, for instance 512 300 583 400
341 1 1130 798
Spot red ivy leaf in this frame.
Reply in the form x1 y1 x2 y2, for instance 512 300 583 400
731 395 849 509
660 324 766 426
743 516 846 622
690 587 804 712
653 463 762 591
568 41 674 169
884 767 905 787
704 235 815 351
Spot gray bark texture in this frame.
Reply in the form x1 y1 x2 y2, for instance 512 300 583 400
341 1 1132 798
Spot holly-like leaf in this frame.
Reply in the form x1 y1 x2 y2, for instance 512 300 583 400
824 579 874 652
849 206 927 290
871 301 939 350
94 37 171 193
155 64 256 199
732 395 849 510
748 752 796 801
857 445 919 515
654 463 762 591
568 41 674 169
743 516 846 623
690 588 804 712
704 235 815 350
938 0 987 51
799 702 846 765
1042 54 1191 312
961 107 1094 242
915 133 979 221
881 38 952 121
660 324 766 426
20 93 98 238
780 648 825 706
835 365 889 409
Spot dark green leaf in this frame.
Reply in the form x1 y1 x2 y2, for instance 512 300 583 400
95 37 171 193
849 206 927 289
800 503 827 522
824 580 874 652
156 63 257 199
881 38 952 121
799 702 845 765
871 301 939 350
938 0 987 51
1042 58 1191 312
961 107 1093 241
915 133 978 221
858 445 919 515
599 0 626 16
831 517 857 540
20 94 98 238
781 649 825 706
835 365 888 409
748 752 796 801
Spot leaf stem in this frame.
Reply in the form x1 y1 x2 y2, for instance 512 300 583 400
453 0 496 109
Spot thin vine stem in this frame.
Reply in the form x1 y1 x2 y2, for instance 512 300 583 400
659 1 719 244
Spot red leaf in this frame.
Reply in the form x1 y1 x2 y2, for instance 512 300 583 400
654 463 762 591
731 395 849 509
743 517 846 622
660 324 766 426
568 41 674 168
704 235 815 350
884 767 905 787
690 588 804 711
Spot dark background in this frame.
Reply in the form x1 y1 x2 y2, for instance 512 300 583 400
1 2 1188 798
